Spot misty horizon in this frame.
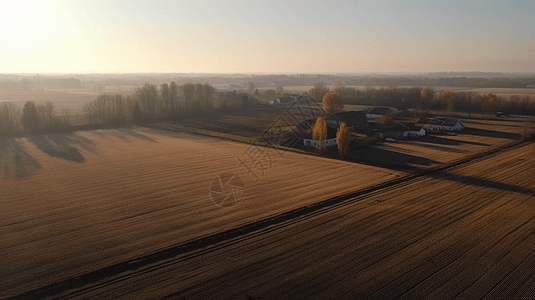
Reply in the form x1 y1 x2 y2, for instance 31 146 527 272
2 1 533 74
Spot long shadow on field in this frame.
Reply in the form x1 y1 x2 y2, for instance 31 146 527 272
0 138 42 181
28 133 97 163
92 127 157 143
459 127 522 140
407 141 466 153
341 146 440 171
428 172 535 196
419 135 490 147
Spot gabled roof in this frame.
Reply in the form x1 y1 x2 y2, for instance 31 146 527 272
296 119 316 131
384 123 410 133
417 117 431 124
367 107 395 115
428 117 461 127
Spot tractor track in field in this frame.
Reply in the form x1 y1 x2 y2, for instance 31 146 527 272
8 138 529 300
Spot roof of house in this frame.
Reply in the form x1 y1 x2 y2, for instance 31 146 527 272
296 119 316 131
410 125 424 131
303 126 338 140
428 117 462 127
367 107 396 115
384 123 410 133
417 117 432 124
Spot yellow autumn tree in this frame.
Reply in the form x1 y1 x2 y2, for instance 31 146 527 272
322 92 344 114
483 93 499 116
337 123 351 156
442 91 455 116
313 117 328 153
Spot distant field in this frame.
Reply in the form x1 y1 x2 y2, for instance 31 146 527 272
257 85 535 98
0 127 402 298
0 87 134 114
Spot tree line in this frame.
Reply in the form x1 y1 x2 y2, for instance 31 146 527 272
306 83 535 116
82 82 217 125
0 81 248 136
0 101 72 135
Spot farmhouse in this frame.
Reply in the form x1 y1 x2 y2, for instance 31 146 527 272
408 125 426 137
428 117 464 131
419 117 464 131
366 107 398 119
325 111 368 130
303 126 338 148
382 123 410 140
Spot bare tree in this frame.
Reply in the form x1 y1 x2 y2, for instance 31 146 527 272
308 83 330 102
248 82 255 94
179 83 195 111
21 101 41 132
169 81 178 113
134 83 158 117
203 84 215 110
0 103 20 134
160 83 170 113
61 108 72 124
45 102 55 126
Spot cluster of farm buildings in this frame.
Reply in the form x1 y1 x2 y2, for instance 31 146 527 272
273 94 465 148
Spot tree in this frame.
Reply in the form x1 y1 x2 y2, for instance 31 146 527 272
61 108 72 124
194 83 205 111
21 101 41 132
264 89 276 100
420 88 429 114
169 82 178 113
133 102 143 124
203 83 215 110
248 82 255 94
0 102 19 134
483 93 499 116
322 92 344 114
239 94 249 107
443 91 455 116
179 83 195 111
275 86 284 94
160 83 170 113
336 123 351 156
313 117 328 153
309 83 330 102
45 102 55 127
134 83 158 117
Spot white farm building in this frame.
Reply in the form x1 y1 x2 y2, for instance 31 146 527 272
417 117 464 131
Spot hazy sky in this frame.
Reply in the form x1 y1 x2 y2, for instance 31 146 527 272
1 0 533 74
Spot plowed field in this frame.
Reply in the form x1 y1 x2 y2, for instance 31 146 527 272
61 142 535 299
1 127 401 298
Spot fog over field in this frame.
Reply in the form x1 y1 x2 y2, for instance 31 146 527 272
2 1 535 299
